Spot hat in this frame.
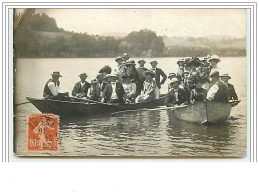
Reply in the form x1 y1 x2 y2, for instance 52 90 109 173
79 73 88 77
138 59 146 64
208 54 221 62
107 73 119 78
51 71 62 77
209 71 219 78
169 78 179 85
220 73 231 79
183 71 189 75
91 79 98 84
126 60 136 66
168 73 177 79
177 58 185 65
150 60 158 65
188 58 202 67
122 53 130 58
142 70 155 78
115 56 123 62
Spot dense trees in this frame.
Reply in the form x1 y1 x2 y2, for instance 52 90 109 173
14 9 246 58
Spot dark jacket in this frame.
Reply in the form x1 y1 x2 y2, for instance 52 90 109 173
227 83 238 100
72 81 91 97
136 67 148 83
102 82 127 103
151 68 167 89
213 81 229 103
43 79 60 97
165 88 189 107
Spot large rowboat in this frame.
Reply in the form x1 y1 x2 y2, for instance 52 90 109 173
168 101 239 125
26 95 166 116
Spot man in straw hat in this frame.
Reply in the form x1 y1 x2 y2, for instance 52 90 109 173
101 73 129 103
135 70 157 103
165 78 189 107
208 54 221 71
206 71 229 103
220 73 238 100
72 73 91 98
43 71 69 99
150 60 167 99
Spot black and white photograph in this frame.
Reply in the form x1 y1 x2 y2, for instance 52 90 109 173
13 8 247 157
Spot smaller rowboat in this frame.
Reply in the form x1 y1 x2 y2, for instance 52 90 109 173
168 100 240 125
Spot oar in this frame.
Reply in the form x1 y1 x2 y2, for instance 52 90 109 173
15 101 31 106
111 105 188 117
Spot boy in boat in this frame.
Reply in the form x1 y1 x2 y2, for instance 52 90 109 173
150 60 167 99
135 70 157 103
43 71 69 99
165 78 189 107
220 73 238 100
72 73 91 98
122 75 136 103
101 73 129 103
190 79 207 104
206 71 229 103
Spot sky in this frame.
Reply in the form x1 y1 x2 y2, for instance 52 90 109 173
34 9 246 38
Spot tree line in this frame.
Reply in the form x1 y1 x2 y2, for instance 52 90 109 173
14 9 246 58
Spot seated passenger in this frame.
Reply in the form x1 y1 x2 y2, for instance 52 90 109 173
165 78 189 107
190 79 207 104
122 75 136 103
135 70 156 103
89 79 101 101
43 71 69 99
101 73 129 103
72 73 91 98
220 73 238 100
206 71 229 103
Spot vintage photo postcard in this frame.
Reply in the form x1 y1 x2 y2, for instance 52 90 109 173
13 8 247 157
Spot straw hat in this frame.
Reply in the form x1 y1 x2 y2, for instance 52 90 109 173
208 54 221 62
115 56 123 62
142 70 155 78
209 71 220 78
150 60 158 65
122 53 130 58
107 73 119 78
220 73 231 79
169 78 179 84
138 59 146 64
168 73 177 79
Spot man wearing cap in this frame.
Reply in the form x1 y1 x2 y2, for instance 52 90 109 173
72 73 91 98
220 73 238 100
43 72 69 99
206 71 229 103
101 73 129 103
165 78 189 107
122 53 130 62
150 60 167 99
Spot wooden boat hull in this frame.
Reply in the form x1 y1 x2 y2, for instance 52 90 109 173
26 96 166 116
168 101 232 124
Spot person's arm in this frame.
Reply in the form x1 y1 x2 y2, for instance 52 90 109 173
72 83 78 96
206 84 219 101
165 91 174 107
48 82 59 96
160 69 167 85
129 83 137 97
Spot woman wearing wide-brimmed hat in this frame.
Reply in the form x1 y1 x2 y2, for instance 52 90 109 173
135 70 156 103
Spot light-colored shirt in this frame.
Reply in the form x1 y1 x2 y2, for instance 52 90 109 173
110 82 118 100
206 84 219 100
47 82 59 96
123 83 136 97
80 82 85 88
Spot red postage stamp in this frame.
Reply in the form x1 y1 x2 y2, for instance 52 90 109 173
27 113 59 151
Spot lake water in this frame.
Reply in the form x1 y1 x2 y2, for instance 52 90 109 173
14 57 247 157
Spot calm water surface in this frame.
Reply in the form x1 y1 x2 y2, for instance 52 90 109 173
14 57 247 157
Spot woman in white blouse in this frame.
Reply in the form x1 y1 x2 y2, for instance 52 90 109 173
122 75 136 103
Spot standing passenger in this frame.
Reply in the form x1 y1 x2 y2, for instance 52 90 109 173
150 60 167 99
